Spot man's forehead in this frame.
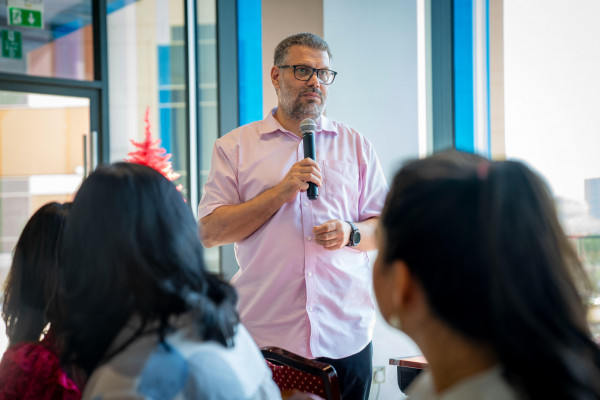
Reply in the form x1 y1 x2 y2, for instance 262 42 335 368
285 45 330 65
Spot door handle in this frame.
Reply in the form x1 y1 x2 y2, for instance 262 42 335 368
90 131 98 172
83 133 88 179
82 131 99 179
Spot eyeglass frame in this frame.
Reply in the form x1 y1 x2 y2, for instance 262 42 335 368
277 65 338 85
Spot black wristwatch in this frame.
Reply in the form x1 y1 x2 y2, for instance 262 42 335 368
346 221 361 247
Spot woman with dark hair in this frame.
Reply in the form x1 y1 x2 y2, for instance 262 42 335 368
0 202 80 399
373 150 600 399
57 162 281 399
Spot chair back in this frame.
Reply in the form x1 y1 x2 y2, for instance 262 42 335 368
261 346 342 400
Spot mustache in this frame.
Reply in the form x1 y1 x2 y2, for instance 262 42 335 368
301 88 323 99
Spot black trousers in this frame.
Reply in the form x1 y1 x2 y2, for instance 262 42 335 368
316 342 373 400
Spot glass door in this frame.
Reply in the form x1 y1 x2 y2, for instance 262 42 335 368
0 89 92 353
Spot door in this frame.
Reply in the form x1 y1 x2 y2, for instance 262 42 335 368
0 89 96 353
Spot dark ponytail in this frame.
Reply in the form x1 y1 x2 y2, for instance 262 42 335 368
381 150 600 399
185 274 239 347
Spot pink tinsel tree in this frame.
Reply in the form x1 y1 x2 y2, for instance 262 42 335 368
125 107 182 191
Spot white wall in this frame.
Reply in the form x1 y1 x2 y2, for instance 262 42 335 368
261 0 324 119
324 0 420 181
323 1 421 399
107 4 140 162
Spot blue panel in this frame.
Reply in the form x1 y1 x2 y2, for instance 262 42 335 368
237 0 263 125
52 0 140 40
158 46 172 86
53 18 88 40
107 0 139 15
159 107 172 154
454 0 474 152
159 90 171 103
158 45 171 153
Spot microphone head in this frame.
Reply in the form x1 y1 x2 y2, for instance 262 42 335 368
300 118 317 135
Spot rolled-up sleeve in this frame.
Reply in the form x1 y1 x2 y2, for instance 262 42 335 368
358 139 388 221
198 139 241 220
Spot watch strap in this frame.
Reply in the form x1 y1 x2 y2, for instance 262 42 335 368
346 221 359 247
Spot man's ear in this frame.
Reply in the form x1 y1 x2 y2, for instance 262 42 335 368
271 66 280 90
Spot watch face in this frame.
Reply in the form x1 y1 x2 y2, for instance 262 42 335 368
353 230 361 245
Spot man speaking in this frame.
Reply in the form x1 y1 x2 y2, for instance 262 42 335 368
198 32 387 399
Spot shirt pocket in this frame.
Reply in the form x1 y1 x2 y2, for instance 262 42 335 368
322 160 359 205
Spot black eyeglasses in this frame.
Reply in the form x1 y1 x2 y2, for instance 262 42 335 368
278 65 338 85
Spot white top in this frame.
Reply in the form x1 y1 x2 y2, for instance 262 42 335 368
82 317 281 400
407 366 523 400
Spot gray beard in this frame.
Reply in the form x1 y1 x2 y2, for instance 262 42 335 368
279 87 325 121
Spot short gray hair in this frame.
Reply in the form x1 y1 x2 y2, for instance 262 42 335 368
273 32 332 66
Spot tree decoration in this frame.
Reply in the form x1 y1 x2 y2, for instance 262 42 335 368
125 107 182 191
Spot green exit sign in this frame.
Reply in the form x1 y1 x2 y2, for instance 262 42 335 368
8 7 43 29
1 30 22 59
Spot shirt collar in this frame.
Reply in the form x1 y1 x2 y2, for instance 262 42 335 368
259 108 338 137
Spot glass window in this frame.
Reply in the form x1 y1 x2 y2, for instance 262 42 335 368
196 0 219 274
502 1 600 337
0 0 94 80
107 0 188 197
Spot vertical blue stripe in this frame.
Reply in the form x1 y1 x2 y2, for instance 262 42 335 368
237 0 263 125
454 0 475 152
158 45 171 153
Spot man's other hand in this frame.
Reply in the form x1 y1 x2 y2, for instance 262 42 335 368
313 219 351 250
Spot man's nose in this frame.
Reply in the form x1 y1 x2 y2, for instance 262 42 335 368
307 71 321 87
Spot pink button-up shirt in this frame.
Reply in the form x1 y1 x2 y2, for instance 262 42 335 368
198 109 388 359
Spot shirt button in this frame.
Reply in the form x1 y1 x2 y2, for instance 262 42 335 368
307 236 312 241
304 202 308 207
308 272 313 277
309 307 314 312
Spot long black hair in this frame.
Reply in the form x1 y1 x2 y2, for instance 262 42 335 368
2 202 71 346
380 150 600 399
57 162 238 374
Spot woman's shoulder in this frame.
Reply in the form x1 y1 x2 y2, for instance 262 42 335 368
83 322 280 400
181 324 280 398
407 367 523 400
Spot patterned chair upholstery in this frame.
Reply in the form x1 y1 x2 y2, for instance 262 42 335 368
261 346 342 400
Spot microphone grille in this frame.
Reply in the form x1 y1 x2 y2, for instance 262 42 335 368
300 118 317 134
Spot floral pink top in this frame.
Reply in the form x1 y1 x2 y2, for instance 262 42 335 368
0 339 81 400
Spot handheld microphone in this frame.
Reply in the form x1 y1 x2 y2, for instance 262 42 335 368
300 118 318 200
